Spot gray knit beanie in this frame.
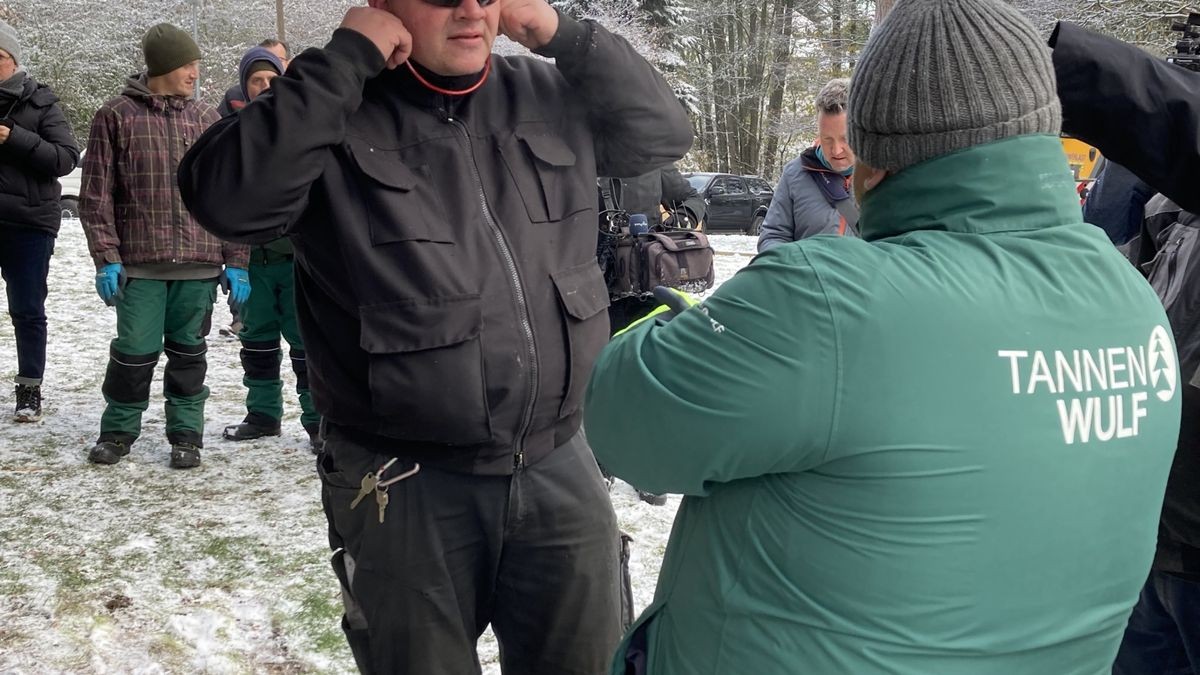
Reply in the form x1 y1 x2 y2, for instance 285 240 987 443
0 20 20 65
848 0 1062 172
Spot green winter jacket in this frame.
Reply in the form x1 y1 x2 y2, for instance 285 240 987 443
585 135 1180 675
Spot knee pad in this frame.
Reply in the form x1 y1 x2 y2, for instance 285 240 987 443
164 339 208 397
290 348 309 389
102 347 160 403
240 339 282 380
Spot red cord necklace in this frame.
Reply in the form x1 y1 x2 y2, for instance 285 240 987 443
405 59 492 96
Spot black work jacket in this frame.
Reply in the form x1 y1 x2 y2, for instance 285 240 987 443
180 18 693 474
1052 22 1200 214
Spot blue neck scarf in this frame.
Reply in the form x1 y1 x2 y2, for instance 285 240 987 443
816 146 854 177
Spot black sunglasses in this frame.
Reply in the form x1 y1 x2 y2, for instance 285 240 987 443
420 0 498 7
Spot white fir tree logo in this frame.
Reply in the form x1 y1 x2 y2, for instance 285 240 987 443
1149 325 1177 403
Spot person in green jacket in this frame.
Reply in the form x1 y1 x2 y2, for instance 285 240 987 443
219 46 320 451
585 0 1181 673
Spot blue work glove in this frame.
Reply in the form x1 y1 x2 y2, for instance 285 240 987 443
94 263 126 306
221 267 251 312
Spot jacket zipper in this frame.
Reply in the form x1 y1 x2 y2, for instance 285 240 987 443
448 116 537 470
167 107 180 263
1145 230 1187 309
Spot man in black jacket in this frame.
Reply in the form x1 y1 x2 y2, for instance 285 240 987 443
0 19 80 423
1052 22 1200 674
179 0 692 671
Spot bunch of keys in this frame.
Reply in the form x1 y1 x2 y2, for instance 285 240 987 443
349 457 421 524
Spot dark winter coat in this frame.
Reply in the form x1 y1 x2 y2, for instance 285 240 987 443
1133 195 1200 577
178 19 693 474
79 74 248 269
217 84 245 117
1054 22 1200 575
1051 21 1200 213
1083 158 1153 246
0 73 80 236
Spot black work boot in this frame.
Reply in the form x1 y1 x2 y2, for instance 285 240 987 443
88 440 131 465
169 443 202 469
13 384 42 423
222 413 282 441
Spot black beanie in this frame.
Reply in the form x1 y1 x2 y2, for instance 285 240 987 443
142 24 201 77
246 60 277 79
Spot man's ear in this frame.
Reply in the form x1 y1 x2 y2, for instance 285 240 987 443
864 167 889 191
852 162 889 202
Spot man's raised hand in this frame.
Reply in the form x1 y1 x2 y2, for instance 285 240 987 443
499 0 560 51
340 7 413 70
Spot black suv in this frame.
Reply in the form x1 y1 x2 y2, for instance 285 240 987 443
684 172 774 234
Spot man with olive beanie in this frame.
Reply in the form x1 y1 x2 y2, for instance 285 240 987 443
80 23 249 469
585 0 1180 672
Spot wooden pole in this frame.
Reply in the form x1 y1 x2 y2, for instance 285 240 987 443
193 0 202 98
276 0 286 44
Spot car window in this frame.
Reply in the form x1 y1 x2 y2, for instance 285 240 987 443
717 177 746 195
686 175 710 191
746 178 772 195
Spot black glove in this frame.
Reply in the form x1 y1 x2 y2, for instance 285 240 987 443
652 285 699 319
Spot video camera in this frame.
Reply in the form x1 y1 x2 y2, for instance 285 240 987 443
1168 12 1200 72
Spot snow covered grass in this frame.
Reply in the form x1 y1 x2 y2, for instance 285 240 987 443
0 225 755 673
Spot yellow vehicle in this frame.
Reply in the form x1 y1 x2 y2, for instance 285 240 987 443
1061 136 1101 181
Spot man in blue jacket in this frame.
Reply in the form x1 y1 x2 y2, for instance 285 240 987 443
757 78 857 251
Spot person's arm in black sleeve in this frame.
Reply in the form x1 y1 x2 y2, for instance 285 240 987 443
660 164 703 227
660 164 698 203
178 29 385 244
1050 21 1200 213
0 99 79 178
535 12 693 178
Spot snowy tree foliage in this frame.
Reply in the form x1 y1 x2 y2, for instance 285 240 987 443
1013 0 1193 51
0 0 1193 176
0 0 356 138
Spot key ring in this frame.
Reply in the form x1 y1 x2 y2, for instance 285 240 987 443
378 463 420 490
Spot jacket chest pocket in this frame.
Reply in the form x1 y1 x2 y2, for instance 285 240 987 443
347 137 453 245
553 261 611 418
359 295 492 445
499 127 590 224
